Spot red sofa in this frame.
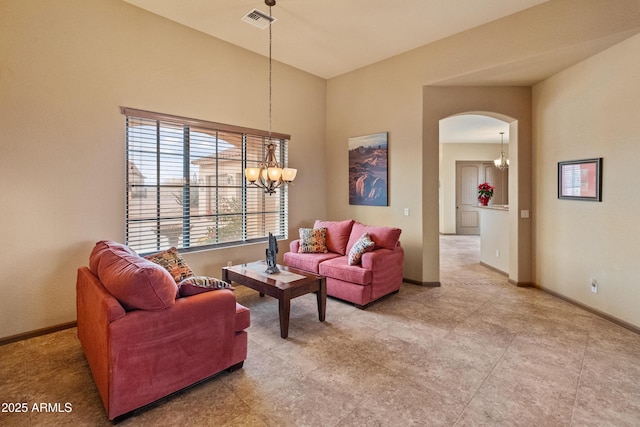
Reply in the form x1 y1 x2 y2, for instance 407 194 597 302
284 220 404 308
76 241 249 420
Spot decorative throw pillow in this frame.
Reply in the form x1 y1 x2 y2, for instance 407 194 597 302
178 276 234 297
298 227 328 253
348 233 375 265
144 247 194 283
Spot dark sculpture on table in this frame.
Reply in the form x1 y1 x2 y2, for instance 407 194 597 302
265 232 280 274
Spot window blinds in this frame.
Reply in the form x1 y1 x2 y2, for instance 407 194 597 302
123 108 290 254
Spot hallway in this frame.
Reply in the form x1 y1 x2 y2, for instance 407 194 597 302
440 234 507 283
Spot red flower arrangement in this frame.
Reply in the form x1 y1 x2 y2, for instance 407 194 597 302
477 182 495 206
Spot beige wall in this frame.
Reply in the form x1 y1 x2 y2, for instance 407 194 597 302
0 0 326 339
325 0 638 285
326 70 424 281
328 78 532 285
533 33 640 327
480 208 510 274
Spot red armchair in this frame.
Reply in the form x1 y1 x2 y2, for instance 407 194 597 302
76 241 249 420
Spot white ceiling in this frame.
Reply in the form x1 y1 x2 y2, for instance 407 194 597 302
121 0 638 143
122 0 550 79
440 115 509 144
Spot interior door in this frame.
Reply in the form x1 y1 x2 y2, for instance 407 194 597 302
456 162 481 235
456 161 499 235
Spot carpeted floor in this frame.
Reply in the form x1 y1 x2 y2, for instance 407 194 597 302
2 235 640 426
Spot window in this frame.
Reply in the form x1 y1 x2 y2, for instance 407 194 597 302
122 107 290 254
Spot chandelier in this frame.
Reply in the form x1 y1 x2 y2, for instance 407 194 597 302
244 0 297 195
494 131 509 171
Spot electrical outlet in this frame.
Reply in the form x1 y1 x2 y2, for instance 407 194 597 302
227 261 233 267
495 250 500 258
591 278 598 293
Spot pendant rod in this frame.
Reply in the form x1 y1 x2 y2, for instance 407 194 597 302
268 1 273 141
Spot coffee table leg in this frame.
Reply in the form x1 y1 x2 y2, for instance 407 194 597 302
279 294 290 339
317 277 326 322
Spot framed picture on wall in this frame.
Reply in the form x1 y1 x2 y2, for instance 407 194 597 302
558 158 603 201
348 132 388 206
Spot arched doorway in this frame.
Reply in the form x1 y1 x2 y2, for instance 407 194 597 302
439 113 510 235
439 113 513 277
422 86 532 286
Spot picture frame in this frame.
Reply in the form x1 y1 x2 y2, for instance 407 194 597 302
348 132 388 206
557 158 603 201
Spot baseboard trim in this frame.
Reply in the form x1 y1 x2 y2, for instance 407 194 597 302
479 262 508 277
508 278 535 288
536 284 640 335
0 321 77 347
404 277 441 287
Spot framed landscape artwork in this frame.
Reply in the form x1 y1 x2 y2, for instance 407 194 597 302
348 132 388 206
558 158 603 201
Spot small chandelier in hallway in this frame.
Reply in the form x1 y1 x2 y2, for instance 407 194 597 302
494 131 509 170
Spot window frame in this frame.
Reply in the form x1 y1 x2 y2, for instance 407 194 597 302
122 107 291 255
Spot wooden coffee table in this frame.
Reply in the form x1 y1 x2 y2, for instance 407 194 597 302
222 261 326 338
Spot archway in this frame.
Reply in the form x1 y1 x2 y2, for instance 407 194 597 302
439 113 513 277
422 86 532 286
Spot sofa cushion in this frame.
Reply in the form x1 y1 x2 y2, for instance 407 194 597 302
347 222 402 253
284 251 341 274
144 247 194 283
319 256 373 286
348 233 375 265
89 240 136 274
96 248 178 311
313 219 354 255
298 227 328 253
178 276 234 297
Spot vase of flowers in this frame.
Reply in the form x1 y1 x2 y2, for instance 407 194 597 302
477 182 495 206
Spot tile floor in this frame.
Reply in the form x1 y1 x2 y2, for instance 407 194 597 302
2 235 640 426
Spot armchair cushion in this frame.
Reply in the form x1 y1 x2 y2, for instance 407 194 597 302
89 240 137 273
313 219 354 255
96 248 178 312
